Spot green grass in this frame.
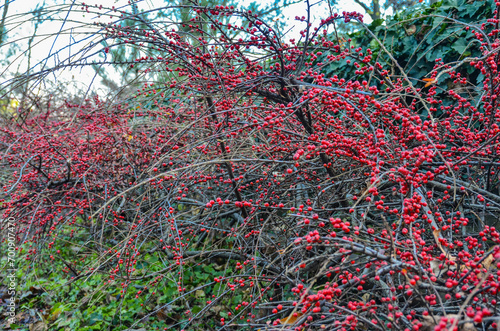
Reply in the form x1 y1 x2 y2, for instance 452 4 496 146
0 222 242 330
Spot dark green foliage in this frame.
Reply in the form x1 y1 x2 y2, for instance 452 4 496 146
321 0 496 108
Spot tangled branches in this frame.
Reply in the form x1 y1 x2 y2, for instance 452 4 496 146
2 1 500 330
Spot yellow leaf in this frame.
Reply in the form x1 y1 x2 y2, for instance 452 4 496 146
423 78 437 88
128 135 133 141
280 312 303 325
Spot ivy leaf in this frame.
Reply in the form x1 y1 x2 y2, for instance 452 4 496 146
425 48 447 62
451 38 468 54
432 16 445 29
463 3 481 17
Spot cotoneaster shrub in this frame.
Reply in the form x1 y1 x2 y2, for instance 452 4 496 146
1 1 500 330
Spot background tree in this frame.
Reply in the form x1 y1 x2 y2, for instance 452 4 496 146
91 0 300 96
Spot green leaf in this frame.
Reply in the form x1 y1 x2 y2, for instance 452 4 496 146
88 312 103 325
369 18 384 29
203 265 215 273
440 0 459 10
369 38 380 51
451 38 468 54
425 48 445 62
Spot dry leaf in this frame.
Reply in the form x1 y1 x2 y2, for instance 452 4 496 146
420 314 476 331
406 25 417 36
280 312 303 325
29 322 47 331
482 254 494 270
447 314 476 331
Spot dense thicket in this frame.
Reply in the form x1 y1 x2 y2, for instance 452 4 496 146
1 0 500 330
